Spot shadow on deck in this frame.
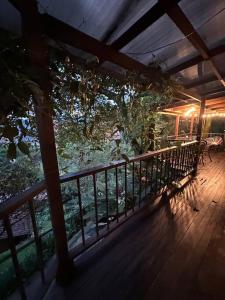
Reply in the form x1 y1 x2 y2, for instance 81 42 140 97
45 152 225 300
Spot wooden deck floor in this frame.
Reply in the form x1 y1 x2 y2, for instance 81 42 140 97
45 152 225 300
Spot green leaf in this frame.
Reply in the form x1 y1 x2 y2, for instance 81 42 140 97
7 142 17 159
18 141 30 156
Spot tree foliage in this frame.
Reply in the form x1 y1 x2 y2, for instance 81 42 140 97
0 147 42 201
0 29 179 160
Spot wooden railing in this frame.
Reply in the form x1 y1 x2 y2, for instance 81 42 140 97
0 141 198 299
167 132 225 142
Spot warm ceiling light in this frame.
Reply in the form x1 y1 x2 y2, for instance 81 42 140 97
184 106 196 117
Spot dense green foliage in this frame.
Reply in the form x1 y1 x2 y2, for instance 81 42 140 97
0 29 178 159
0 147 42 201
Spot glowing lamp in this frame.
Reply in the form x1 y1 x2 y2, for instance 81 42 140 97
184 107 196 117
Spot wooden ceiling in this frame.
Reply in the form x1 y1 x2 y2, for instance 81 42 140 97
164 96 225 115
4 0 225 107
36 1 225 103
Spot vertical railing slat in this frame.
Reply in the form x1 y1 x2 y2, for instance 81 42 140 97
105 170 109 230
139 161 142 207
93 174 99 237
4 216 27 300
115 167 119 222
155 155 159 193
28 200 45 283
77 178 85 246
144 160 148 197
150 157 154 194
124 163 128 217
132 162 135 211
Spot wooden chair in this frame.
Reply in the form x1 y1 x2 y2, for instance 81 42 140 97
199 140 212 165
204 136 223 156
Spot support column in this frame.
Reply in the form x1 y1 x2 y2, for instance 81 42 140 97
189 115 194 140
194 99 205 174
175 115 180 138
11 0 74 283
196 99 205 142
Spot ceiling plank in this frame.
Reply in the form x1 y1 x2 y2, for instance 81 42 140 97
184 74 218 88
206 101 225 107
167 44 225 74
163 99 198 109
213 109 225 112
204 91 225 100
206 97 225 103
159 0 225 87
207 102 225 108
206 99 225 106
200 87 225 97
41 14 158 77
41 12 202 102
110 0 181 50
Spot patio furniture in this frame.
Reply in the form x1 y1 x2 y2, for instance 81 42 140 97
199 140 212 165
205 136 223 152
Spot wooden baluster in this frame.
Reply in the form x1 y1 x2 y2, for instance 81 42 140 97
132 162 135 211
124 164 128 217
105 170 110 230
4 216 26 300
139 161 142 207
77 178 85 246
28 199 45 282
93 174 99 237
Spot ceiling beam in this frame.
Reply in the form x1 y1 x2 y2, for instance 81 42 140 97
41 12 203 101
159 0 225 87
163 99 198 109
206 101 225 107
200 87 225 97
167 44 225 74
207 102 225 108
211 108 225 111
206 98 225 105
41 14 158 78
110 0 181 50
51 42 128 83
184 74 218 88
177 89 201 102
49 36 202 102
40 12 203 101
204 91 225 100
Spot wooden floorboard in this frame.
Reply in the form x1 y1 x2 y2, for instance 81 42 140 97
44 152 225 300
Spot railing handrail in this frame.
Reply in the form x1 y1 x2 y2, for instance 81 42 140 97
168 132 225 138
0 140 199 299
0 141 197 219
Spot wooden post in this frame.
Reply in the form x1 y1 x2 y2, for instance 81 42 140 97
10 0 74 283
196 99 205 142
194 99 205 174
189 115 194 140
175 115 180 138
